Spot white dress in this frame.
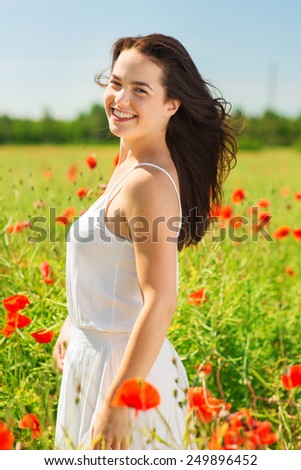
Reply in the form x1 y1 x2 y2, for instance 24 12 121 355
55 163 190 450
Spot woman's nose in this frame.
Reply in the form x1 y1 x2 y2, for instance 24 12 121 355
114 88 130 107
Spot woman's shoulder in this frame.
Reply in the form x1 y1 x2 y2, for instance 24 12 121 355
124 161 180 199
122 162 180 224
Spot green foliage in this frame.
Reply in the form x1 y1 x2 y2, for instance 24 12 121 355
234 109 301 150
0 105 111 144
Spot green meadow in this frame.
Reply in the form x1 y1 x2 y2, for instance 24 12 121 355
0 145 301 449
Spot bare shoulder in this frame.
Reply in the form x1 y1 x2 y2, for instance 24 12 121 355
125 165 168 192
122 165 180 244
123 165 179 215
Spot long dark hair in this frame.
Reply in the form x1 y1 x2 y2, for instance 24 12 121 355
95 33 238 252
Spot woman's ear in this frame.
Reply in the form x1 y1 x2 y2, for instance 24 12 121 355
165 99 181 117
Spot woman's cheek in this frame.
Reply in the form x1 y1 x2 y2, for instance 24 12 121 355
104 89 114 115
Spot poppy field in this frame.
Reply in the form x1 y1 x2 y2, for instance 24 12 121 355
0 144 301 450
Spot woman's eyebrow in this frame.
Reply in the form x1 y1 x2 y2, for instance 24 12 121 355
111 74 153 91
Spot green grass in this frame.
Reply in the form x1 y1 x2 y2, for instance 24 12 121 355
0 145 301 449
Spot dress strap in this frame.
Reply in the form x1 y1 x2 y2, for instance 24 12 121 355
105 162 182 236
134 163 182 225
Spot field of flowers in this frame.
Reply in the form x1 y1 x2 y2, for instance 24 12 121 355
0 144 301 450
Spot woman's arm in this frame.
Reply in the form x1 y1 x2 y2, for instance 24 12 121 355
91 168 180 449
53 316 71 371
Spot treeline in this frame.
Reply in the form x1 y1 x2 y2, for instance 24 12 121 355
0 104 301 150
0 105 111 145
233 109 301 150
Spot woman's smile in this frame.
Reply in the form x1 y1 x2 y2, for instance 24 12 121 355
112 108 137 121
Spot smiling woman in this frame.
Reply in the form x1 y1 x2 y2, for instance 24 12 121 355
53 33 237 450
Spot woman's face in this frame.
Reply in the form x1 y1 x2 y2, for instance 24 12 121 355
104 49 178 141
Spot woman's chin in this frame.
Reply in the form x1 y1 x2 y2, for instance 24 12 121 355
108 125 123 138
108 125 135 140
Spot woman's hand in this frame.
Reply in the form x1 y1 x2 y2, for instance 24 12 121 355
53 316 71 371
90 400 130 450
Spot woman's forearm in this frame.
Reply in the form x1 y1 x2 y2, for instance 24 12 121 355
104 299 176 403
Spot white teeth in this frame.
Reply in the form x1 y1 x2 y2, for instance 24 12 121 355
113 109 136 119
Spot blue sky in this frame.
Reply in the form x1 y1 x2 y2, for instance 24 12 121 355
1 0 300 119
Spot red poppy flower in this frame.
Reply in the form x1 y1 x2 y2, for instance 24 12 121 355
228 408 254 429
55 206 76 225
40 262 55 284
31 329 56 343
111 378 160 417
195 362 212 377
210 203 221 218
6 311 31 329
209 409 277 450
113 153 119 167
187 387 231 423
42 277 55 285
1 324 16 338
62 206 76 220
67 164 77 182
55 216 69 226
7 222 23 234
293 228 301 241
281 364 301 389
40 261 51 278
188 288 208 306
251 213 272 234
2 294 30 314
18 414 42 439
285 267 295 276
76 187 90 199
2 295 31 337
281 186 290 197
255 421 277 446
219 205 233 220
43 169 53 180
0 421 14 450
231 189 246 203
7 221 28 234
273 226 291 239
246 206 256 215
295 192 301 201
208 422 240 450
257 199 270 208
259 212 272 225
86 154 97 169
229 215 244 228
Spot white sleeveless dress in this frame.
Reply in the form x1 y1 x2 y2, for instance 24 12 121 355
55 163 190 450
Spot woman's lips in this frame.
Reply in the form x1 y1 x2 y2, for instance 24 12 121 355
112 108 137 121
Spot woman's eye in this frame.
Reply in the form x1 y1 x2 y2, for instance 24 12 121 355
135 88 147 94
110 80 121 87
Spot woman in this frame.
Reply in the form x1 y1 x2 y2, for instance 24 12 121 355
53 33 237 450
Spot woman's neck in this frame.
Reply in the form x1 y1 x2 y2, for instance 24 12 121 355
118 137 170 166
